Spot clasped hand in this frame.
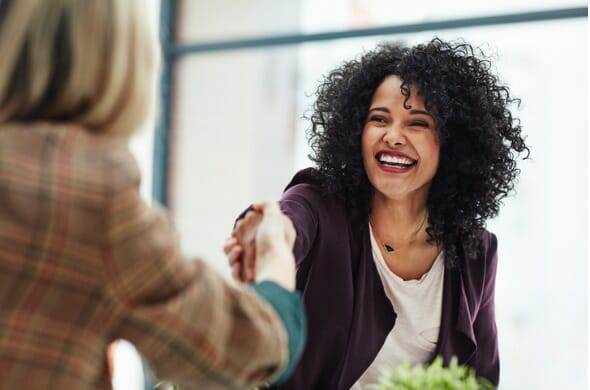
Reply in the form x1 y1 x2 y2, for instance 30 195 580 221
224 202 296 291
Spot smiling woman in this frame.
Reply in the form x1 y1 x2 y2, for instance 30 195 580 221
361 76 440 209
362 75 441 280
225 37 529 390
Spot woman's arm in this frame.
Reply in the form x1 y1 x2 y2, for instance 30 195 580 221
102 158 304 389
278 184 320 267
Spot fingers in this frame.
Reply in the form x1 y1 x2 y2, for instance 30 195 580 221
232 209 263 283
228 201 294 285
225 236 246 282
249 201 297 290
233 209 262 244
251 200 281 215
223 236 239 255
254 201 296 249
242 240 256 282
227 244 243 266
224 237 243 267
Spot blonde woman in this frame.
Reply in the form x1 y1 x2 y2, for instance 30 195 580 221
0 1 305 389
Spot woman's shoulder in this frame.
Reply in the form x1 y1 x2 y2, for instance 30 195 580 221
283 167 323 192
480 230 498 260
64 123 141 192
281 168 345 213
458 229 498 284
0 121 139 192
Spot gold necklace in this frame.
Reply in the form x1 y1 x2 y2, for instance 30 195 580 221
370 212 427 254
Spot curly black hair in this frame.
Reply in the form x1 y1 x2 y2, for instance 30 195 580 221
307 37 529 267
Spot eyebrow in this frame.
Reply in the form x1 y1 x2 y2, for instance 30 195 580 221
367 107 390 114
409 109 433 117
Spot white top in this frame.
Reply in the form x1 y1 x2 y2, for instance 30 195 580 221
350 224 445 389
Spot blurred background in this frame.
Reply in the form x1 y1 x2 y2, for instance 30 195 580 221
122 1 588 389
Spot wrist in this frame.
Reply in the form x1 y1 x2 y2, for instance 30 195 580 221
255 248 296 291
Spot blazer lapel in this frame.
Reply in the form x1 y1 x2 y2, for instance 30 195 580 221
436 265 476 365
335 223 396 390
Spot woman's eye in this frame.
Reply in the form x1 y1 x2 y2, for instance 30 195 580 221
368 115 387 124
410 121 429 128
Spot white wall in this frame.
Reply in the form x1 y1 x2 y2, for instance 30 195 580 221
170 0 301 276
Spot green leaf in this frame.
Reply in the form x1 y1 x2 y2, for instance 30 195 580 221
372 356 496 390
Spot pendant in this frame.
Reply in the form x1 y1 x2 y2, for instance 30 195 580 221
383 244 395 253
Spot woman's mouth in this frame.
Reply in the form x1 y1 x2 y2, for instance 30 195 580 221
375 152 417 173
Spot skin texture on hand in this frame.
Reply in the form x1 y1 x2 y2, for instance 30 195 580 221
231 209 262 282
224 202 296 290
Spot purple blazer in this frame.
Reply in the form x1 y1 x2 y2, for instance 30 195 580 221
273 168 499 389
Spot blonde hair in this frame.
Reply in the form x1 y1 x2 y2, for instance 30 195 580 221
0 0 158 135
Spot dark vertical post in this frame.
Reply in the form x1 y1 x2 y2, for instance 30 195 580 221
152 0 176 206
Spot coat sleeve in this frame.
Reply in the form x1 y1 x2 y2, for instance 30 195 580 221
278 184 320 269
470 232 500 386
101 155 293 389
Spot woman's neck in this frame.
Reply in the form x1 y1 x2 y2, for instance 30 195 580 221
370 193 428 235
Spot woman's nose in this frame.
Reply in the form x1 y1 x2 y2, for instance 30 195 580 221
382 124 406 147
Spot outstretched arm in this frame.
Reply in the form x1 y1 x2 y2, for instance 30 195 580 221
103 166 303 388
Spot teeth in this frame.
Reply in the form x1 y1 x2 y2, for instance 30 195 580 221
378 154 415 166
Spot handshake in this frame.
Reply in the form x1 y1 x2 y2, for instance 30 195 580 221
224 202 297 291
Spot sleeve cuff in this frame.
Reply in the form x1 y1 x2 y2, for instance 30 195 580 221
251 281 306 384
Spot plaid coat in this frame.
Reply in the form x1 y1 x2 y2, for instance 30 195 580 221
0 122 289 389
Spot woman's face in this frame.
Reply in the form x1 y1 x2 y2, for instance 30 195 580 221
361 75 440 203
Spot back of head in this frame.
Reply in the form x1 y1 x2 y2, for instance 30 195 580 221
0 0 157 135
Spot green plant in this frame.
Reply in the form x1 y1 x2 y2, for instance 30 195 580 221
370 356 496 390
154 381 180 390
